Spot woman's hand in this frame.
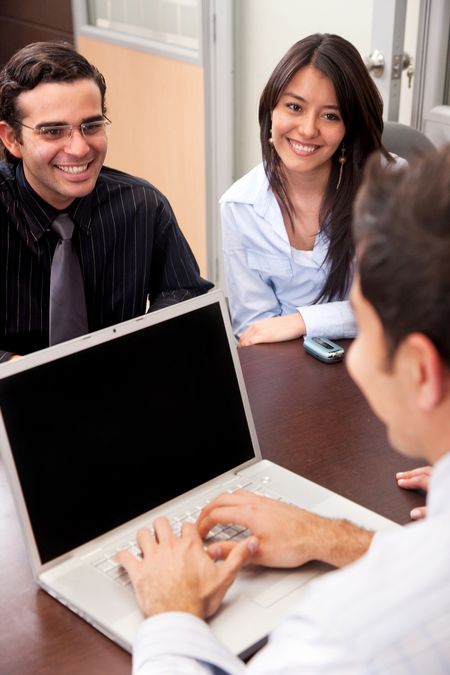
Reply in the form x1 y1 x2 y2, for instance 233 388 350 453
239 313 305 347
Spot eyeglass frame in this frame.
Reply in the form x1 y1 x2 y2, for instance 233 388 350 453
12 116 112 142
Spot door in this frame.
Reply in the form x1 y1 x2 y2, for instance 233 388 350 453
412 0 450 145
367 0 409 121
369 0 450 141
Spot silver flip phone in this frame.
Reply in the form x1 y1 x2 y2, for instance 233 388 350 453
303 336 345 363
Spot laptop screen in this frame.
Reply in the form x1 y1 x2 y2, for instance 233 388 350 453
0 300 255 563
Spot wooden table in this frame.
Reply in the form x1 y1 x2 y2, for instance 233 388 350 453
0 340 424 674
238 340 423 523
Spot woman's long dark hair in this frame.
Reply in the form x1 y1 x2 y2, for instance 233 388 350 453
259 33 391 302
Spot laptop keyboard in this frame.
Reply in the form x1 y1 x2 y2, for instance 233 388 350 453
91 479 287 589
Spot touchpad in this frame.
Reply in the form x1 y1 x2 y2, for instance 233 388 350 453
226 561 329 608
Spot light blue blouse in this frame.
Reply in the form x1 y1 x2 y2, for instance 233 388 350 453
219 162 356 339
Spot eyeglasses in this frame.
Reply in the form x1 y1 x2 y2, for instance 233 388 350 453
14 116 111 142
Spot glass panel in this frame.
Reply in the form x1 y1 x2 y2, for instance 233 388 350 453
180 4 198 39
87 0 199 54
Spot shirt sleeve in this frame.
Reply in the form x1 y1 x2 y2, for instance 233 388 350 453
221 203 282 337
297 300 357 338
149 195 213 310
131 608 361 675
133 613 246 675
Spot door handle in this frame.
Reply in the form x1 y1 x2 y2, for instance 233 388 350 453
366 49 413 82
365 49 385 78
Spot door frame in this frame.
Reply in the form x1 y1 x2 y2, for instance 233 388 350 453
202 0 234 289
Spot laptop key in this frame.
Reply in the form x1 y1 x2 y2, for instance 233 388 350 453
93 481 283 587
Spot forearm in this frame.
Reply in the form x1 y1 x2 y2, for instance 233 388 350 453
309 516 374 568
238 312 306 347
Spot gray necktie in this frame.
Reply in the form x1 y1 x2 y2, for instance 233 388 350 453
49 213 88 345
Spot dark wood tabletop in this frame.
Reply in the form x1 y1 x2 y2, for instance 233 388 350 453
238 339 424 523
0 339 424 675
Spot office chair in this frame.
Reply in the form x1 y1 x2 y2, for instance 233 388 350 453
382 121 436 161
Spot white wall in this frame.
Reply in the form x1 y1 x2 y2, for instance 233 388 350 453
233 0 419 180
234 0 374 179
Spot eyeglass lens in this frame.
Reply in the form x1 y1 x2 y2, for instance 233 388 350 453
38 120 109 140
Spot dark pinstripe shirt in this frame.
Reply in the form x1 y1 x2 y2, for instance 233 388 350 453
0 161 213 361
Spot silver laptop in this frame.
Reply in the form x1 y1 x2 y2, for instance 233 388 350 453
0 289 398 659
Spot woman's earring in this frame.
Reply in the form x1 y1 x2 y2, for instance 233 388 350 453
336 144 346 190
269 131 273 145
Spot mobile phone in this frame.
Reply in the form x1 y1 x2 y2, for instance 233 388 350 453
303 336 345 363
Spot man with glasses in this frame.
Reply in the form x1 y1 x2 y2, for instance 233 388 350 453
0 41 212 361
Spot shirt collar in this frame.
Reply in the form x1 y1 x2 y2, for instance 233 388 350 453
253 168 330 253
68 189 94 232
426 451 450 516
16 162 94 240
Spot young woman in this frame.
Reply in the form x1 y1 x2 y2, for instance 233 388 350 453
221 33 405 345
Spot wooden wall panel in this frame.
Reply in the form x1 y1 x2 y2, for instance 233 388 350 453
0 0 73 66
77 36 207 274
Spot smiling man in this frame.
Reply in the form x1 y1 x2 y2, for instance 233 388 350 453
0 41 212 361
117 146 450 673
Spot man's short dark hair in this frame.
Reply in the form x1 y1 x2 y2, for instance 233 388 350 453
0 41 107 164
353 145 450 367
